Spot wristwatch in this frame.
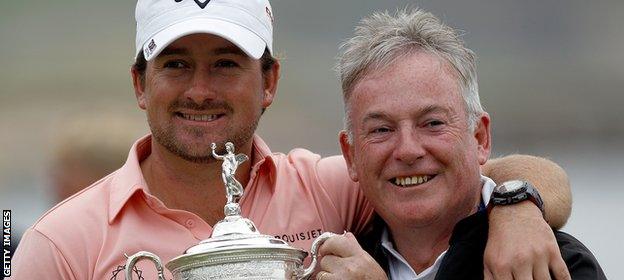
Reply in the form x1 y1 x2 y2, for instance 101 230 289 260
489 180 545 217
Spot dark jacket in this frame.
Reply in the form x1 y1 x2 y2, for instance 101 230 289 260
358 211 606 280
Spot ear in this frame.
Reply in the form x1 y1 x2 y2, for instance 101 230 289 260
261 60 280 109
131 67 147 110
474 112 492 165
339 131 359 182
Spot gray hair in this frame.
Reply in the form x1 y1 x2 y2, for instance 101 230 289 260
337 8 483 142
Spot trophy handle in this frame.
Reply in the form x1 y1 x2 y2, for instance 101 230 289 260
125 251 166 280
301 232 337 280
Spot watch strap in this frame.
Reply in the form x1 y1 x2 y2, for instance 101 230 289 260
489 181 546 218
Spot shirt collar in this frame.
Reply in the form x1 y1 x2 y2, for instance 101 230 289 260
249 134 277 177
381 227 446 280
108 134 277 224
379 175 497 279
108 134 152 224
481 175 496 208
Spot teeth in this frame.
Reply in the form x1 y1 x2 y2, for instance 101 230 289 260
393 175 432 187
181 114 218 121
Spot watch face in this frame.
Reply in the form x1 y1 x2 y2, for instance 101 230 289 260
499 180 525 193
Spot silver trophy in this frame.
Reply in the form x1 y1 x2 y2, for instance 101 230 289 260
125 142 335 280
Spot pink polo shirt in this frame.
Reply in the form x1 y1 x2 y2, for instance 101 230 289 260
12 135 373 279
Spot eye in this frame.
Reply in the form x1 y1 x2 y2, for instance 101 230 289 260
371 127 392 134
427 120 445 127
424 119 445 130
215 59 240 68
163 60 188 69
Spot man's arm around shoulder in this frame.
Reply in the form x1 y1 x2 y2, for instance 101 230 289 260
483 154 571 228
482 154 573 279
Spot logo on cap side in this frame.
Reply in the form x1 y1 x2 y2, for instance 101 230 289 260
174 0 211 9
145 39 157 58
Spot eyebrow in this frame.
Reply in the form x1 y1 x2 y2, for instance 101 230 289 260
157 46 188 57
212 46 247 57
361 112 392 125
420 105 451 116
360 105 450 124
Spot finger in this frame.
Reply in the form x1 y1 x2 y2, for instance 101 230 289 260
549 253 571 280
532 255 551 280
316 271 330 280
493 272 513 280
318 233 360 258
489 267 513 280
484 267 494 280
319 255 343 273
510 249 536 280
318 236 343 257
512 265 533 280
485 257 514 280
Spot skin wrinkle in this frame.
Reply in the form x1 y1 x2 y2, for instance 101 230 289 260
344 49 475 143
338 10 482 142
340 50 491 273
130 33 280 225
140 34 267 163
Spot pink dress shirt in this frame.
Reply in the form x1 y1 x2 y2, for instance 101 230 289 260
12 135 373 279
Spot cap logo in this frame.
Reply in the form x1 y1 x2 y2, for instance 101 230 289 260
145 39 157 57
174 0 211 9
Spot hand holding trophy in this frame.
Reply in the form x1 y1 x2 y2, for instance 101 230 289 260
125 142 336 280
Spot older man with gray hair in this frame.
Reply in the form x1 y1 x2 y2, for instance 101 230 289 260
317 8 605 280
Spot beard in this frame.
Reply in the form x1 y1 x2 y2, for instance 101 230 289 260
148 99 260 164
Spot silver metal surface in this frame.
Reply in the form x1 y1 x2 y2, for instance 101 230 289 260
211 142 248 206
124 142 336 280
497 180 525 193
125 251 166 280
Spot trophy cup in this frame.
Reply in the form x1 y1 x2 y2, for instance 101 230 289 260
125 142 335 280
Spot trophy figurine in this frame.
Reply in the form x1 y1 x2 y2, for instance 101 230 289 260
209 142 256 236
125 142 335 280
211 142 248 216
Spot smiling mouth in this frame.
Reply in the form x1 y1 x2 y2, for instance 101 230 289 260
390 175 436 188
176 113 225 122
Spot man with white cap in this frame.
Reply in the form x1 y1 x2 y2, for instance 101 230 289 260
12 0 573 279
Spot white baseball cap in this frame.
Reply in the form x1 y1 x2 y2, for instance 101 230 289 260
135 0 274 61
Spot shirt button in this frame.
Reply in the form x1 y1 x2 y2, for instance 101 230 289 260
185 219 196 228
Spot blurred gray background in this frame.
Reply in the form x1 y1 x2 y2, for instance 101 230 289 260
1 0 622 278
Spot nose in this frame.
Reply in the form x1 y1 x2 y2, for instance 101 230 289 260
393 127 426 165
184 67 217 104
